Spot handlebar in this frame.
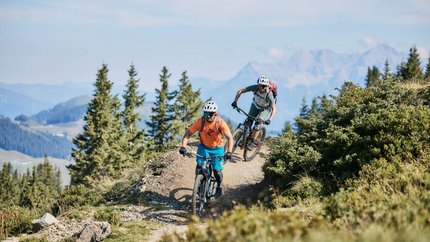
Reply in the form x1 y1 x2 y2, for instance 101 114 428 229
233 106 260 121
184 151 224 160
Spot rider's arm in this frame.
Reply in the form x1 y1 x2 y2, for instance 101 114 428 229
268 103 276 122
181 130 193 147
233 87 248 102
224 129 234 153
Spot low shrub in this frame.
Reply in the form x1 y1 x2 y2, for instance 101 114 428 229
325 158 430 230
57 184 102 213
0 206 37 240
94 206 122 226
161 206 324 242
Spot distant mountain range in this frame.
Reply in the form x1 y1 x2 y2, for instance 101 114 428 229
30 95 91 124
195 44 408 133
0 44 413 134
0 87 51 118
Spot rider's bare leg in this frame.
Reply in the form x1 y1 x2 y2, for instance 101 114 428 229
251 118 264 141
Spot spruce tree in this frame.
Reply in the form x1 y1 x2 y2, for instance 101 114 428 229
68 64 124 185
146 66 174 149
396 61 407 80
295 97 309 134
365 66 381 87
19 160 62 212
405 45 423 82
0 163 20 208
382 60 392 80
121 64 149 164
424 57 430 84
171 71 203 138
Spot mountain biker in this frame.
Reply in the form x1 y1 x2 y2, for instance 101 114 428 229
231 75 277 149
179 100 234 197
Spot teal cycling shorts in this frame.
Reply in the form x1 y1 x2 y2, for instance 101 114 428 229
197 144 224 171
248 103 271 121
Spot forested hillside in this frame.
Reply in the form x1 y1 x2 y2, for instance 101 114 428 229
0 116 73 159
29 95 91 124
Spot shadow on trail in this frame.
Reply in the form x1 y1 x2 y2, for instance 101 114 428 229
197 180 271 219
137 190 191 225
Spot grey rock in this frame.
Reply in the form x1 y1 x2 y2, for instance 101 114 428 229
75 221 111 242
31 213 59 232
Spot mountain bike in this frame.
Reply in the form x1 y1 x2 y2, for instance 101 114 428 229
184 151 225 215
231 106 267 161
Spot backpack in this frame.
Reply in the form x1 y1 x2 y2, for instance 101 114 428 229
254 80 278 103
268 80 278 100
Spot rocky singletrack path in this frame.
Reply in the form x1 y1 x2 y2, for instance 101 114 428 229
144 142 269 241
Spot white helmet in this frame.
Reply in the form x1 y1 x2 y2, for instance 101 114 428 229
203 100 218 112
257 75 270 86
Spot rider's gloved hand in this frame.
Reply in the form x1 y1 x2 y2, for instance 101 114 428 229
224 152 232 161
179 146 187 156
231 101 238 108
264 120 271 125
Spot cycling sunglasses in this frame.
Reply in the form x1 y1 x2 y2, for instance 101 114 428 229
204 112 216 118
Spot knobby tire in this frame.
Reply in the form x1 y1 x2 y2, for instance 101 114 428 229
191 174 205 215
243 127 266 161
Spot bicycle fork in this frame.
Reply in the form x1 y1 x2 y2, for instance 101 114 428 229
203 176 218 201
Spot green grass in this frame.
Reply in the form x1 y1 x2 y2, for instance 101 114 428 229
104 221 159 242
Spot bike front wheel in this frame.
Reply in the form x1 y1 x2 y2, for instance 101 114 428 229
232 128 244 153
243 127 266 161
191 174 205 215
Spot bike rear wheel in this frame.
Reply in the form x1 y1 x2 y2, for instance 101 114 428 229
243 127 266 161
191 174 205 215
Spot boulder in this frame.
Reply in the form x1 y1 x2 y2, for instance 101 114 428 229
31 213 59 232
75 221 111 242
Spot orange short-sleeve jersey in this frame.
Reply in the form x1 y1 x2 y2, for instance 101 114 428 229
188 116 230 148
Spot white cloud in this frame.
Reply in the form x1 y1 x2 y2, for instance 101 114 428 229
416 46 429 59
267 48 284 58
360 37 379 48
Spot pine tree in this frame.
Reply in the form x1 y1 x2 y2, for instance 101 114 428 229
68 64 124 185
121 64 149 164
171 71 203 138
0 163 20 208
382 60 392 80
37 156 62 195
146 66 175 149
19 160 62 212
295 97 309 134
365 66 381 87
309 98 318 118
424 57 430 84
396 61 407 80
405 45 423 82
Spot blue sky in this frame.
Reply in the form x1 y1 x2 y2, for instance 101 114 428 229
0 0 429 91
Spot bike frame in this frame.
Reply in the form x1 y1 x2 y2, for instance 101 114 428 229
232 106 268 161
185 151 224 214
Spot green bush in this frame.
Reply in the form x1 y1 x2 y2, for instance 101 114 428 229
57 184 102 213
264 131 321 189
94 206 122 226
266 81 430 192
325 157 430 230
0 206 37 240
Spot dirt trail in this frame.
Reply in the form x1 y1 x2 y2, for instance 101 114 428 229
144 143 269 241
